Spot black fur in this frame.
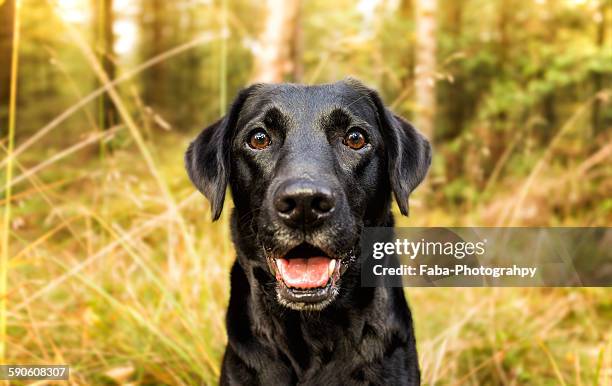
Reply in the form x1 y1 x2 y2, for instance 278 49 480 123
185 79 431 385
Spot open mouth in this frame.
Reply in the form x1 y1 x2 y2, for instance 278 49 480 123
270 243 342 310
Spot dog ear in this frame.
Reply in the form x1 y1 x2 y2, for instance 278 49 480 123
185 85 259 220
362 85 432 216
384 112 432 215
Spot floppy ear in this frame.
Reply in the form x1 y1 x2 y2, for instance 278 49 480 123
368 89 432 216
185 86 259 220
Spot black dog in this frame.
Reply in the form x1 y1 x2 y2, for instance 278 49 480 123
185 79 431 385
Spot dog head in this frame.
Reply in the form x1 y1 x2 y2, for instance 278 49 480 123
186 79 431 311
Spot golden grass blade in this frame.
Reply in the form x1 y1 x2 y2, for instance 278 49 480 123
451 352 506 386
593 345 604 386
0 177 74 206
574 353 583 386
538 340 568 386
10 215 83 263
220 0 228 115
0 0 20 365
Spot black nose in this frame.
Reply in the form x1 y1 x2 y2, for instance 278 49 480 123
273 180 336 228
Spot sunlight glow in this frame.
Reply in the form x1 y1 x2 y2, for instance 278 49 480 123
55 0 89 23
566 0 589 5
55 0 139 56
113 2 139 56
114 19 137 55
357 0 382 18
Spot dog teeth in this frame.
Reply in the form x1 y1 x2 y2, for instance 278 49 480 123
275 259 285 280
328 259 336 276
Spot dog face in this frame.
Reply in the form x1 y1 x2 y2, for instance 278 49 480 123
186 79 430 311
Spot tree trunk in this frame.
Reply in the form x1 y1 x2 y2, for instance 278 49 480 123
446 0 464 140
542 93 556 140
92 0 118 130
291 1 304 83
0 0 15 130
252 0 301 83
398 0 415 95
414 0 437 140
140 0 166 110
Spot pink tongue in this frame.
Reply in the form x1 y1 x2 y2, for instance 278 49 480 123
276 257 330 289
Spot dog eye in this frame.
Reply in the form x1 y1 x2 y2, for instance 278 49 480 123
248 130 271 150
343 128 367 150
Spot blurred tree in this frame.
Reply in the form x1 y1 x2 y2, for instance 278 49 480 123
591 0 608 135
414 0 437 140
92 0 118 131
399 0 415 87
0 0 14 128
253 0 301 82
292 1 304 82
139 0 167 113
445 0 465 139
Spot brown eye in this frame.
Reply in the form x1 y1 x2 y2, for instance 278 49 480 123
343 129 367 150
248 130 271 150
